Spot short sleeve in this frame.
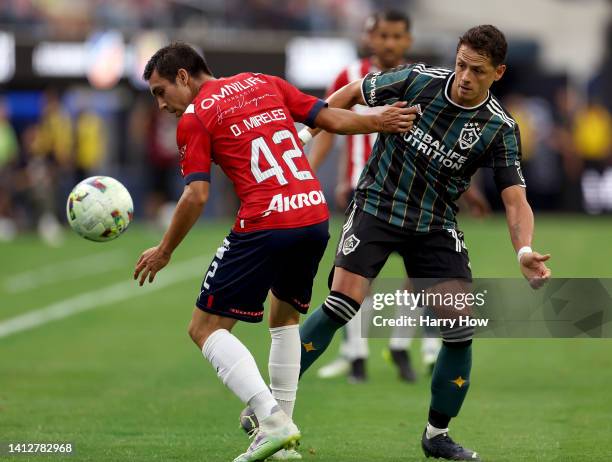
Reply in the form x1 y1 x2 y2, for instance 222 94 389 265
486 124 526 192
176 111 212 185
267 75 327 128
361 64 414 107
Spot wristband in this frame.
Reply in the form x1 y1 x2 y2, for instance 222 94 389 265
517 246 533 263
298 127 313 146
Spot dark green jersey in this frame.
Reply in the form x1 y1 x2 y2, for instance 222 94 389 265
358 63 525 232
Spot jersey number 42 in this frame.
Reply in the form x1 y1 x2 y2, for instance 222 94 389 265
251 129 313 185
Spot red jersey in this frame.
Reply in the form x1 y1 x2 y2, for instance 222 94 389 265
177 72 329 232
327 58 381 188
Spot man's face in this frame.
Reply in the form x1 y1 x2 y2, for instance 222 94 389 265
148 69 194 117
453 45 506 106
369 20 412 69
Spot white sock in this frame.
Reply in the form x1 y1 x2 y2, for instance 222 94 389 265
426 422 449 439
269 325 300 418
344 307 369 360
202 329 278 421
389 301 417 349
389 335 412 351
249 390 280 422
422 336 442 365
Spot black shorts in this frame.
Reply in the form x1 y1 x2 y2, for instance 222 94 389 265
333 204 471 284
196 220 329 323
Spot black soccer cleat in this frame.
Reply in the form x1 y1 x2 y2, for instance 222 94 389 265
348 358 367 383
389 348 416 383
421 429 480 460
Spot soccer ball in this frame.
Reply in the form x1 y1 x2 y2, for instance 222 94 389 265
66 176 133 242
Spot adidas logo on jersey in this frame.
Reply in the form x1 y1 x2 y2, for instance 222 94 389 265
264 190 327 215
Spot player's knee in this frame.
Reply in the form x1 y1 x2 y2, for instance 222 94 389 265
187 317 221 348
269 309 300 328
322 290 361 325
268 294 301 328
187 320 207 348
330 267 369 302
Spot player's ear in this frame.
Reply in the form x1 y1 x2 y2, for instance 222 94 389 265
494 64 506 81
176 68 189 86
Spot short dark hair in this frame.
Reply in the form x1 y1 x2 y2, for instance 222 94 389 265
367 10 411 33
457 25 507 67
143 42 212 82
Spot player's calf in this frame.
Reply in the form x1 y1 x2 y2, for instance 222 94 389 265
298 291 362 377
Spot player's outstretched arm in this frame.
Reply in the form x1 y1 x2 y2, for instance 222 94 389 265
301 79 417 143
134 181 209 286
313 101 416 136
501 185 551 289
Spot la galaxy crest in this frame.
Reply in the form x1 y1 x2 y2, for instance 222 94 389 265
458 122 482 150
342 234 360 255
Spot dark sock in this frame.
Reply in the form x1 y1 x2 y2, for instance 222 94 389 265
429 340 472 419
428 407 451 429
299 306 344 377
299 290 361 377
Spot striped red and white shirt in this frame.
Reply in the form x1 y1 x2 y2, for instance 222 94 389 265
327 57 382 188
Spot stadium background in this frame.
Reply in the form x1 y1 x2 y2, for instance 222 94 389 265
0 1 611 461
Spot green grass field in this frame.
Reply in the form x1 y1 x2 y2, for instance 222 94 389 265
1 215 611 461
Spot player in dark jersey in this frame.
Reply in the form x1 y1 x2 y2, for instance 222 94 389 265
295 25 552 460
132 42 417 462
308 10 492 385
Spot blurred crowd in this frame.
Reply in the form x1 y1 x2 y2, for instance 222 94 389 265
0 0 410 37
489 90 612 214
0 92 104 244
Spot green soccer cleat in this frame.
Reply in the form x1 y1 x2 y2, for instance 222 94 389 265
233 411 301 462
267 448 302 460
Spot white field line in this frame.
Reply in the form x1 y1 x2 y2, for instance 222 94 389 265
3 250 128 293
0 256 208 339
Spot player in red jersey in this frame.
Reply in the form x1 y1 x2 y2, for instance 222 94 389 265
133 42 417 462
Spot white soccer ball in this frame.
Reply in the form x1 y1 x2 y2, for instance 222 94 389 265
66 176 134 242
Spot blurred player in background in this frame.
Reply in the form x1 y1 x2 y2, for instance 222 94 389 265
133 43 417 462
309 11 491 384
0 99 19 241
295 25 551 460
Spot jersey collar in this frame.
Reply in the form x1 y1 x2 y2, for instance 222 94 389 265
444 72 491 111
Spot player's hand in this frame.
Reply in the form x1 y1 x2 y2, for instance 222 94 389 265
379 102 420 133
134 246 171 286
519 252 551 289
